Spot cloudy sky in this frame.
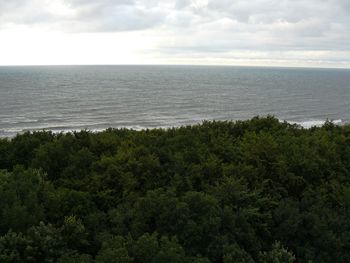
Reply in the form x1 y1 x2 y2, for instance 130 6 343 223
0 0 350 67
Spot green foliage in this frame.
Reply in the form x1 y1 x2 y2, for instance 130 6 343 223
57 252 93 263
0 117 349 262
96 235 132 263
0 231 28 262
0 167 47 234
258 241 295 263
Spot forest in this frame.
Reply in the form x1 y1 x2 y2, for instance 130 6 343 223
0 116 349 262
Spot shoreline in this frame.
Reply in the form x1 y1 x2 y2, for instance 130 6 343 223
0 117 346 139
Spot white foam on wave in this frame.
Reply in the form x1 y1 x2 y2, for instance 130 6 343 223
287 119 342 129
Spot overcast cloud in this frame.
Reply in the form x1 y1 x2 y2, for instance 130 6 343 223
0 0 349 67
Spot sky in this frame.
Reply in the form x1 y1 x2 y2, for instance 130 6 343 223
0 0 350 67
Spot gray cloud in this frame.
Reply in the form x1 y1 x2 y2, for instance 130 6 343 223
0 0 349 66
0 0 166 31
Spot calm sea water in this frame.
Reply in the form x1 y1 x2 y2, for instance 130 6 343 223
0 65 349 137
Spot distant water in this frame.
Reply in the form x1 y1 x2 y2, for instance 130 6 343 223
0 65 349 137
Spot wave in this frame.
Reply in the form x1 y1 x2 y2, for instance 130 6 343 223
286 119 342 129
1 117 39 125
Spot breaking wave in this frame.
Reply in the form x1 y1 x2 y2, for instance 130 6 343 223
287 119 342 129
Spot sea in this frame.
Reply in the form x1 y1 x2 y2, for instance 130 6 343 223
0 65 349 138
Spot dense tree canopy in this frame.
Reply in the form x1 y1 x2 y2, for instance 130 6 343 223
0 116 349 262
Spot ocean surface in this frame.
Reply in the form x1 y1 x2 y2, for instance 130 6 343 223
0 65 349 137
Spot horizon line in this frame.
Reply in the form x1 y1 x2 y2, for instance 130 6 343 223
0 63 349 70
